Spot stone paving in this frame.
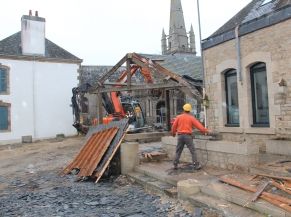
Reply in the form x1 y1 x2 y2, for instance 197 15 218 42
0 170 197 217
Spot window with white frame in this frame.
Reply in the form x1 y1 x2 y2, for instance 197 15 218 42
250 62 269 127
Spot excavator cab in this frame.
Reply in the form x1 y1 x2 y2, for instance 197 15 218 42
120 98 145 129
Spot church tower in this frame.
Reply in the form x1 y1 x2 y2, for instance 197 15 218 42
162 0 196 55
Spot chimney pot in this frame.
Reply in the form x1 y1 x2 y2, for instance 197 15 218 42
29 10 32 16
35 11 38 17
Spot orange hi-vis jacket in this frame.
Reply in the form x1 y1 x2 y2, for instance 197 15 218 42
171 113 208 135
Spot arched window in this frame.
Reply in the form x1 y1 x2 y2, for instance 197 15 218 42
250 62 269 126
225 69 239 126
0 65 9 94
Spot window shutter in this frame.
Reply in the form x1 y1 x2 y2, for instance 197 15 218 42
0 106 8 130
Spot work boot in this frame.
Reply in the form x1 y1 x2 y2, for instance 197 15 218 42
192 162 202 170
173 164 178 170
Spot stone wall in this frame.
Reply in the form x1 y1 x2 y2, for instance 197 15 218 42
203 19 291 149
162 136 259 170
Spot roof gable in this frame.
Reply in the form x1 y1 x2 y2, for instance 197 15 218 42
0 32 82 63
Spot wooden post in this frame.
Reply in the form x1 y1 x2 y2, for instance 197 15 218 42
97 90 103 124
166 90 171 131
127 59 131 89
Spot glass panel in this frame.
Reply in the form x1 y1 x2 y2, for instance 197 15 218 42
225 70 239 125
252 66 269 124
0 106 8 130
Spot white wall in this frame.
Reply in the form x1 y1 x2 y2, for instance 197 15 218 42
0 59 78 144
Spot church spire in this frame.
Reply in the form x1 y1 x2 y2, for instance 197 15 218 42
168 0 188 53
161 28 167 55
161 0 196 55
189 24 196 55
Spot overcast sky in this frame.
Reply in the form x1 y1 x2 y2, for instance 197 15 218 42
1 0 251 65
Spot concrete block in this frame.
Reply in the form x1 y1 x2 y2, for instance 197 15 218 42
177 179 201 199
22 135 32 143
161 136 177 146
121 142 139 174
125 132 170 142
266 139 291 155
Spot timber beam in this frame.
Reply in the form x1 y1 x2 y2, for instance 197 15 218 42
92 83 185 93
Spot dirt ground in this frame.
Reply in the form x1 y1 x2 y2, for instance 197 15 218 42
0 137 83 179
0 136 221 217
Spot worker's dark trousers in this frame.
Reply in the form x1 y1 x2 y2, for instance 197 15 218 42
174 134 197 166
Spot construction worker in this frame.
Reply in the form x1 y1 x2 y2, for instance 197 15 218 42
134 106 142 128
171 103 209 170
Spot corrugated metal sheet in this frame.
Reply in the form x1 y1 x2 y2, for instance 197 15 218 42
88 119 129 182
63 127 118 177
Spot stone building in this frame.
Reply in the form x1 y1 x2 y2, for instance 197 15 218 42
78 0 203 128
202 0 291 151
0 11 82 144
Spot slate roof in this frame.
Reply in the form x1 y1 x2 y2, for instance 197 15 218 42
203 0 291 49
0 32 82 63
141 53 203 80
79 65 126 86
79 53 203 86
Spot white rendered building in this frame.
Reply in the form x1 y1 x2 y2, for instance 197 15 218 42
0 11 82 144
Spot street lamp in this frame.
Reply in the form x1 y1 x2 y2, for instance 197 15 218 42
196 0 207 127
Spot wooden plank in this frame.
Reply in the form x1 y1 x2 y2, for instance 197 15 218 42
271 180 291 195
251 181 270 202
220 176 291 205
256 173 291 182
221 177 291 213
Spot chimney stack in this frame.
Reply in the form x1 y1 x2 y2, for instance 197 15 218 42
21 11 46 56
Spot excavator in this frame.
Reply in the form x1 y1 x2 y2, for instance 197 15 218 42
72 65 153 134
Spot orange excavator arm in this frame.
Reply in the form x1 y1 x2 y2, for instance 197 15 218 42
110 66 140 116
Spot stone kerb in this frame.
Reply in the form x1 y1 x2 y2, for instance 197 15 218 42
161 136 259 170
177 179 201 200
